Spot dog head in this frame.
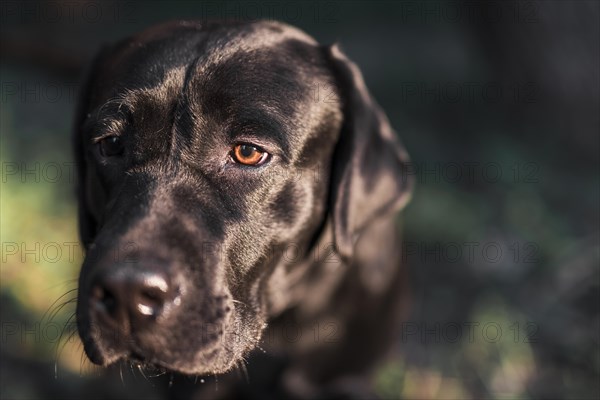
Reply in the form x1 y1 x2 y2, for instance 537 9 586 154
74 20 412 375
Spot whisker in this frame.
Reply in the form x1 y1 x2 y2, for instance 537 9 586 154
80 352 100 377
233 361 242 380
55 313 77 364
45 279 78 291
230 299 252 310
137 364 151 383
79 344 87 376
48 298 77 323
41 289 77 323
129 361 137 380
55 312 76 344
147 367 166 378
120 362 125 386
238 359 249 384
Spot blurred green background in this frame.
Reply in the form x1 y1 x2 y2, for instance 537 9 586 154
1 1 598 399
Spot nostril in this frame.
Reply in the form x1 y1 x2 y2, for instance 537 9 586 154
132 274 181 320
137 287 167 317
92 285 117 315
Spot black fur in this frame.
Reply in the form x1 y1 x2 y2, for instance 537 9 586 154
74 20 413 397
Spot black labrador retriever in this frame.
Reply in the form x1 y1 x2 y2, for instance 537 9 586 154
74 20 413 397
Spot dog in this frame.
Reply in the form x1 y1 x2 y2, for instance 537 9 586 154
74 19 413 398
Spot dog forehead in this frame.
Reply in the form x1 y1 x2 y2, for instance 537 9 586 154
89 20 325 127
183 39 325 133
95 20 317 95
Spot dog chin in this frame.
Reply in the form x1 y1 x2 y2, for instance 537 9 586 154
83 335 244 376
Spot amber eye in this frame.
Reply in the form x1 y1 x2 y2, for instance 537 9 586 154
231 144 269 166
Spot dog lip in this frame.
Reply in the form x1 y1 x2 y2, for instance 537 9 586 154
82 336 126 366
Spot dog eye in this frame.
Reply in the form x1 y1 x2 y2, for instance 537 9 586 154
231 144 269 166
98 136 124 157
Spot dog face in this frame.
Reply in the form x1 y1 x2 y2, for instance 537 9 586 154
74 20 411 375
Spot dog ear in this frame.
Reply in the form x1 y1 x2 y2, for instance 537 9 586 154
72 47 111 248
326 44 414 261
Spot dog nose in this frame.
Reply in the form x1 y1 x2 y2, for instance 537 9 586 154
90 268 179 331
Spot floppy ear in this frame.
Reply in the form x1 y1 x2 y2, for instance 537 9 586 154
72 47 111 248
326 44 414 261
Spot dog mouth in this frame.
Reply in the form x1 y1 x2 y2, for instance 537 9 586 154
80 324 237 375
102 350 175 380
122 350 199 377
77 300 262 376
